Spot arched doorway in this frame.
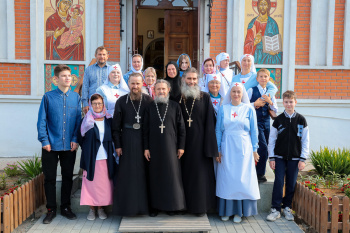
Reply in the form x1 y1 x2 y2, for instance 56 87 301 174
144 38 165 78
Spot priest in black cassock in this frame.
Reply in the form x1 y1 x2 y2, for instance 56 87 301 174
143 79 186 216
112 73 153 216
179 68 219 216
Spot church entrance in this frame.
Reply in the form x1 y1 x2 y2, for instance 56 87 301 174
134 0 199 78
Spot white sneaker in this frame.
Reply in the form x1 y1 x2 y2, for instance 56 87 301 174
266 208 281 221
221 216 229 221
283 207 294 221
87 208 95 221
98 208 107 220
233 215 242 223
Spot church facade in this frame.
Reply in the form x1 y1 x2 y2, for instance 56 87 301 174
0 0 349 157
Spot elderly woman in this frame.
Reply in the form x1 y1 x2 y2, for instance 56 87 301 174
96 64 129 116
216 52 233 95
177 54 192 77
123 54 143 83
215 82 260 223
142 67 157 99
199 58 216 91
203 74 224 116
232 54 278 96
164 61 181 102
78 93 116 221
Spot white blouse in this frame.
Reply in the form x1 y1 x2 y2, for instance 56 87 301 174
95 120 108 160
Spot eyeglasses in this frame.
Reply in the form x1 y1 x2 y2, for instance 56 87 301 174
91 103 103 106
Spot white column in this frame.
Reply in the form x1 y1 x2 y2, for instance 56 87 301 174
326 0 335 66
7 0 15 61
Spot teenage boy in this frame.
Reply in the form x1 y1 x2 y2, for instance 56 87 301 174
247 68 278 182
37 64 81 224
266 90 309 221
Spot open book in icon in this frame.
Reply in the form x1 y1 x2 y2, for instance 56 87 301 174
262 34 282 53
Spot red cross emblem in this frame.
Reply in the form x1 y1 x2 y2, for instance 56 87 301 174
213 76 217 80
234 83 239 86
232 112 238 118
213 100 218 106
114 93 120 98
113 65 118 69
242 80 246 84
227 56 229 59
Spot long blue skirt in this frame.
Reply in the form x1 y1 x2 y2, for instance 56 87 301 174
217 198 258 217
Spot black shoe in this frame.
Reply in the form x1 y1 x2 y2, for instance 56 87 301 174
149 211 158 217
43 209 56 224
61 207 77 220
166 211 176 216
195 213 205 217
258 175 267 183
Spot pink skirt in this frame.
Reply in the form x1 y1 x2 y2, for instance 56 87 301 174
80 159 113 206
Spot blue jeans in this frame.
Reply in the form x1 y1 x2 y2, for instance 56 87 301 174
256 121 270 176
271 158 299 212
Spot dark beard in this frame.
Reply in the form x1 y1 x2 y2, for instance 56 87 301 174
130 92 142 101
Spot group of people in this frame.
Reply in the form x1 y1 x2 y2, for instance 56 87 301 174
37 46 309 225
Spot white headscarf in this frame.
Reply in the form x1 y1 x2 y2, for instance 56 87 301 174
203 73 225 97
239 54 256 73
216 52 230 70
222 82 250 105
130 54 143 74
105 64 130 92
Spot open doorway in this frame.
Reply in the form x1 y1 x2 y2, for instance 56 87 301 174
135 0 199 78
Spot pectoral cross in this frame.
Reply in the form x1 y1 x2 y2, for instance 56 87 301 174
187 117 193 127
159 123 165 134
135 114 141 123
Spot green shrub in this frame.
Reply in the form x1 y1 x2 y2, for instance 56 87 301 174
310 147 350 176
17 154 42 179
4 163 22 177
0 173 7 190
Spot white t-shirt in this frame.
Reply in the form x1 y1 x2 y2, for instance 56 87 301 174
95 120 108 160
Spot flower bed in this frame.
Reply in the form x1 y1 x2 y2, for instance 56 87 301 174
1 173 45 233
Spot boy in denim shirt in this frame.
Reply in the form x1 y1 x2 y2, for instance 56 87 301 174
37 64 81 224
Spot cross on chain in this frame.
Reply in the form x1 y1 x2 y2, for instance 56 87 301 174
114 93 120 98
232 112 238 118
187 117 193 127
135 115 141 123
213 100 218 106
159 123 165 134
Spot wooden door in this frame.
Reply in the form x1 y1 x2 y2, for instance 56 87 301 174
164 10 197 68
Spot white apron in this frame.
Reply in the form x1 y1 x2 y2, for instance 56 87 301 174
216 104 260 200
100 85 129 116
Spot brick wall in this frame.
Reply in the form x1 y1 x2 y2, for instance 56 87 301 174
209 0 227 59
333 0 345 66
104 0 120 61
15 0 30 60
0 64 31 95
294 69 350 99
295 0 311 65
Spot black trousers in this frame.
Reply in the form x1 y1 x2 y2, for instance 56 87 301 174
42 149 76 210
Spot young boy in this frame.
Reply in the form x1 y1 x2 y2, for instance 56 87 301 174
247 68 278 182
266 90 309 221
37 64 81 224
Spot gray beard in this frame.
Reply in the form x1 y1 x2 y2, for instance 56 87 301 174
181 84 201 99
154 95 169 104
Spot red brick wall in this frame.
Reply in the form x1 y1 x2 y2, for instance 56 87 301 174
104 0 120 61
295 0 311 65
0 64 31 95
210 0 227 59
294 69 350 99
333 0 345 66
15 0 30 60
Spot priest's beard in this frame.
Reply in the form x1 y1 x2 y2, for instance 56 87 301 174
130 91 142 101
181 83 201 99
154 95 169 104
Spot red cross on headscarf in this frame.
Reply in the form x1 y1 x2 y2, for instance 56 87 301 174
213 76 217 80
232 112 238 118
213 100 218 106
242 80 246 84
227 56 229 59
114 93 119 98
234 83 239 86
113 65 118 69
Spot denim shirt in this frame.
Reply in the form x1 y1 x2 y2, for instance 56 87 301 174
37 88 82 151
82 62 109 107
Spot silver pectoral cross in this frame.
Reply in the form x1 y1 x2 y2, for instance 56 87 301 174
135 114 141 123
187 117 193 127
159 123 165 134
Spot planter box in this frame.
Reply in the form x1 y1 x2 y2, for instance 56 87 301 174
293 182 350 233
1 173 45 233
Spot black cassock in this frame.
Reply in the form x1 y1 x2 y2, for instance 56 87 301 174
112 94 153 216
143 100 186 211
179 92 219 214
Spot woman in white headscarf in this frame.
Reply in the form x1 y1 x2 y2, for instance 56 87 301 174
215 82 260 223
216 52 233 95
96 64 130 116
123 54 143 83
232 54 278 96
